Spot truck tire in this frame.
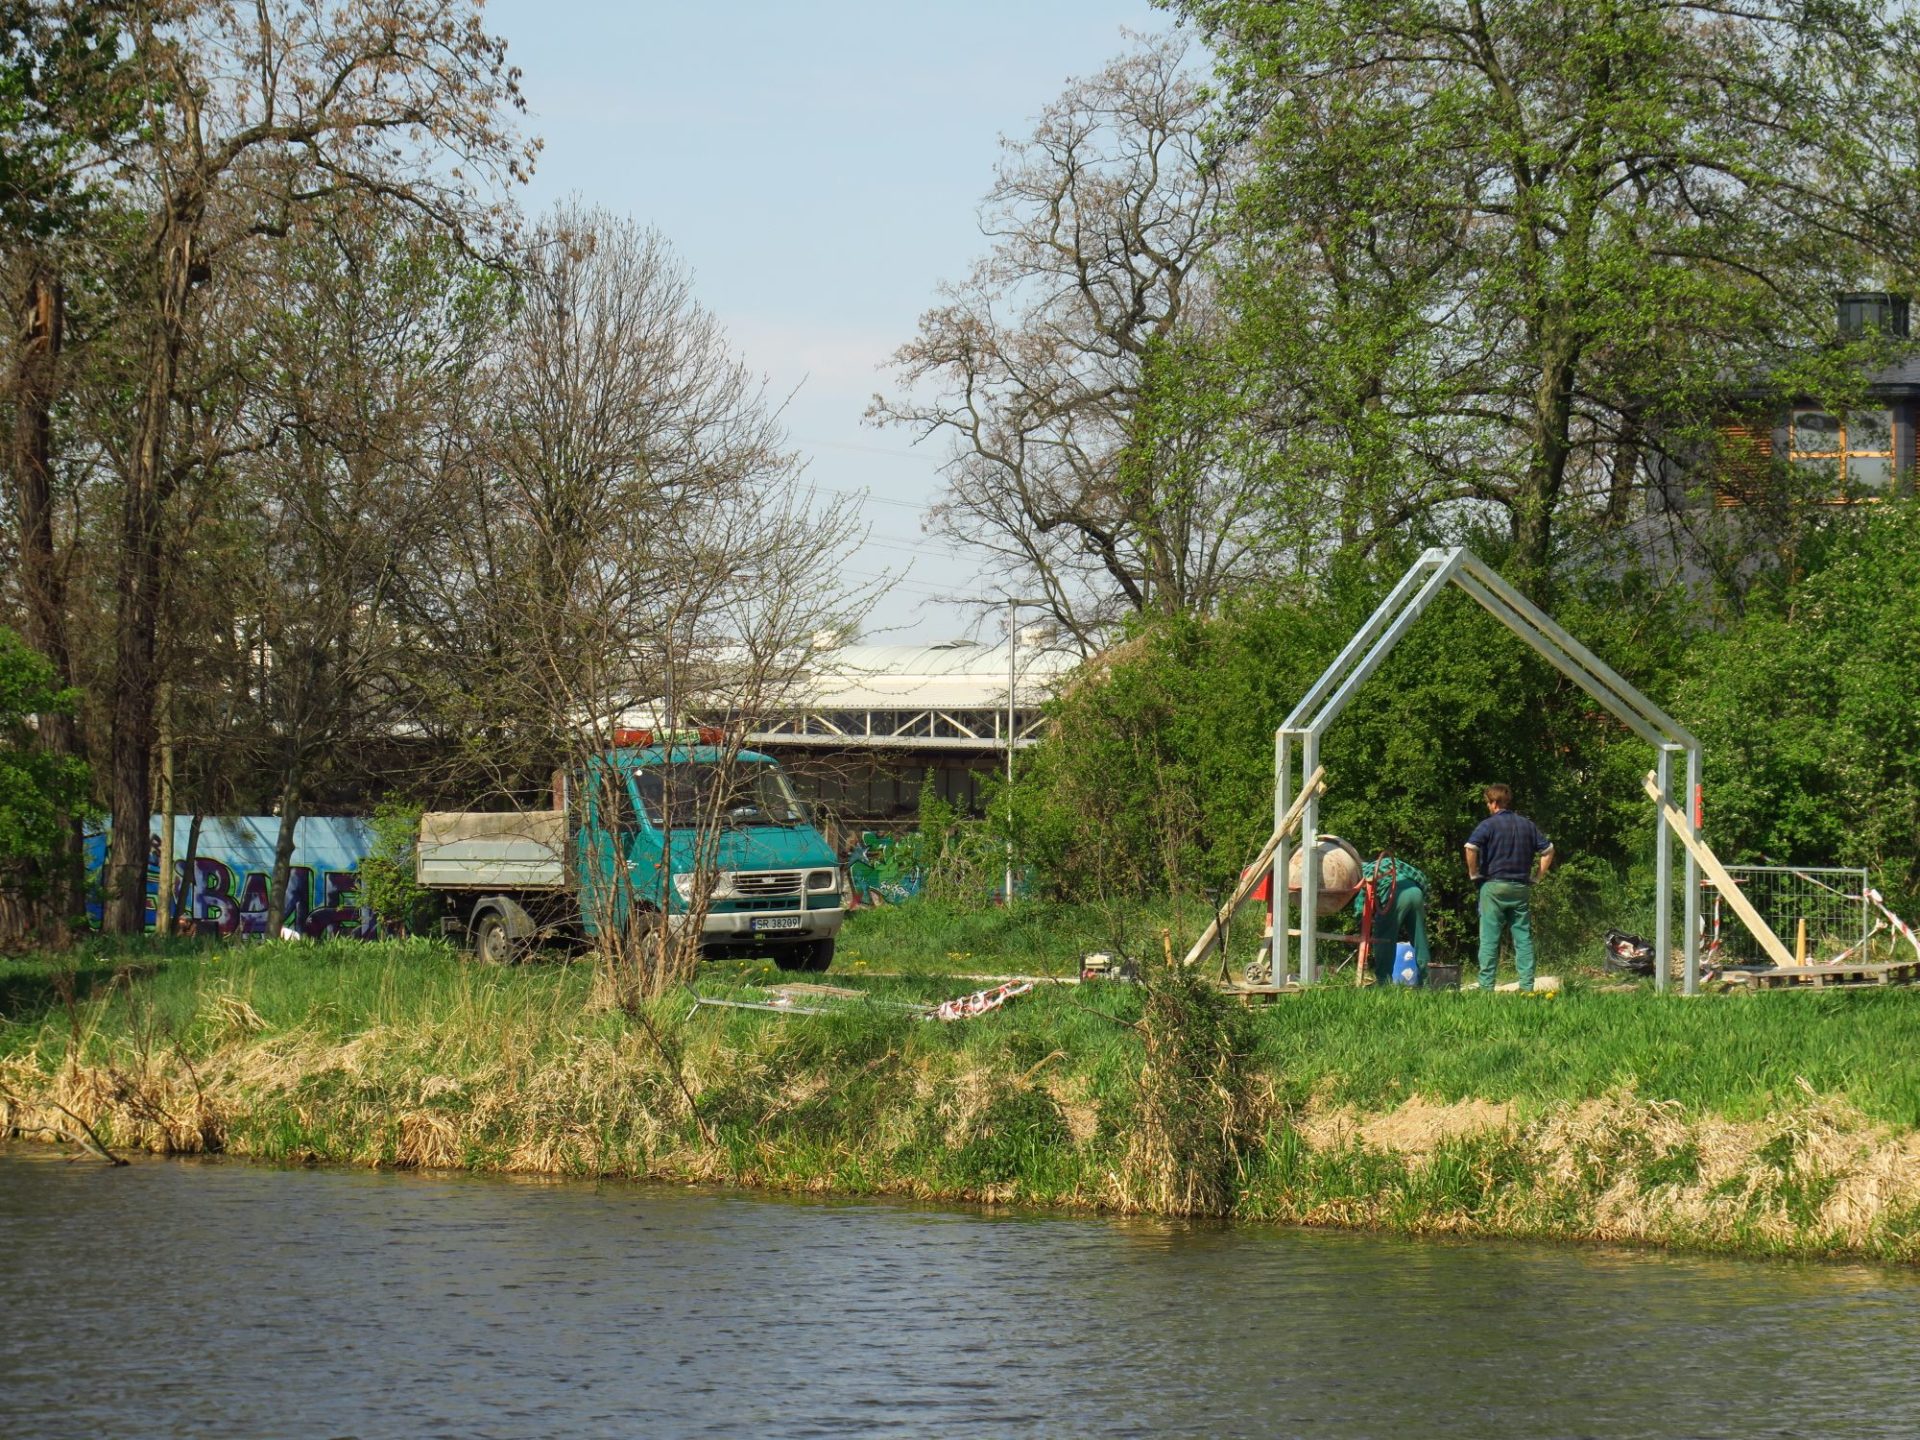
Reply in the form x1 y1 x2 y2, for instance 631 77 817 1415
774 939 834 973
471 907 521 965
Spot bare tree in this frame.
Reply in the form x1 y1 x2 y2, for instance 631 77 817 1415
230 213 497 935
414 208 871 998
97 0 534 933
414 204 825 778
872 36 1253 646
0 2 139 928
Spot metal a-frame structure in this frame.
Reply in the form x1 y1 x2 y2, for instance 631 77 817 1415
1272 547 1705 994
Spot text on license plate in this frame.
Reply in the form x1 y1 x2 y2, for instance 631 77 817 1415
750 915 803 933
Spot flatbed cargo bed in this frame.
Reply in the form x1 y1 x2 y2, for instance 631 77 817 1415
417 810 567 890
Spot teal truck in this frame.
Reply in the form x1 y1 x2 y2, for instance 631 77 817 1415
415 733 844 971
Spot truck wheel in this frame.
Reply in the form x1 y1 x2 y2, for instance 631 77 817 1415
774 939 834 973
471 907 520 965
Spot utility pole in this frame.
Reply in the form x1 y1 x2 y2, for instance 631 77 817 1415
1003 598 1048 905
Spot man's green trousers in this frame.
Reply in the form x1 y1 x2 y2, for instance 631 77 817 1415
1476 879 1536 990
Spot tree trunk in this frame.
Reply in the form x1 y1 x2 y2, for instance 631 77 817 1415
10 262 84 928
1604 411 1644 526
179 811 203 936
266 755 305 938
155 692 175 936
1511 335 1581 602
105 216 199 933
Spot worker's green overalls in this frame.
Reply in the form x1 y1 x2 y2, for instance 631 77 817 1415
1352 857 1431 985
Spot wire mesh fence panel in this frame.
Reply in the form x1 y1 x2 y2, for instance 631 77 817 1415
1700 866 1869 965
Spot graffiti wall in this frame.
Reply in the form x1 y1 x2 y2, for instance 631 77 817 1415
85 816 379 939
845 830 925 907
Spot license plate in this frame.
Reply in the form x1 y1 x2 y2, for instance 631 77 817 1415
750 915 803 933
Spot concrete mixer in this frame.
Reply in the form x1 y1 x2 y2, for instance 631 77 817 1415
1288 835 1364 914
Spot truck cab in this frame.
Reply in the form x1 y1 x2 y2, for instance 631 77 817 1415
575 739 844 970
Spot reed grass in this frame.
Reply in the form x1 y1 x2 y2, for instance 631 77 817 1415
5 929 1920 1262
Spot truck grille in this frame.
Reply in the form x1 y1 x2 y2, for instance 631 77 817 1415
733 870 802 898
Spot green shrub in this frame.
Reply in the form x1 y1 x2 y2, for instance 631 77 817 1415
0 628 90 910
357 800 436 934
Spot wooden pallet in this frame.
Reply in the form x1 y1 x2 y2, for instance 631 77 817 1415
1218 982 1303 1005
1722 957 1920 989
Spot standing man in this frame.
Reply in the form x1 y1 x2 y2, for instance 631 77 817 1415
1464 784 1554 991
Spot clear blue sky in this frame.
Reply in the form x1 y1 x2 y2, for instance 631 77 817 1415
486 0 1172 641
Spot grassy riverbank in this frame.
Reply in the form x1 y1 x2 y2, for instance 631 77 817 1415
5 924 1920 1262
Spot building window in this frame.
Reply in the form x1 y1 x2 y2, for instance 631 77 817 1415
1789 407 1895 492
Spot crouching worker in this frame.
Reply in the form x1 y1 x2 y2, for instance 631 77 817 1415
1354 855 1430 986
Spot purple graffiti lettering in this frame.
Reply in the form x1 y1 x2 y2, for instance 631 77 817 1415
237 871 270 935
190 858 240 938
307 870 371 939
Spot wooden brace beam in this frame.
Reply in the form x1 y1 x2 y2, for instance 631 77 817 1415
1642 772 1795 970
1182 766 1328 968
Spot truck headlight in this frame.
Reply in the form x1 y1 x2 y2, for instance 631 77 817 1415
674 871 734 901
805 869 837 893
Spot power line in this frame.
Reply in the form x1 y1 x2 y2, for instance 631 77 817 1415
809 481 938 513
842 567 975 599
796 434 935 462
856 534 969 560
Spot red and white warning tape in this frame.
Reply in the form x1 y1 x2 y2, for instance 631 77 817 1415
932 981 1034 1023
1866 888 1920 965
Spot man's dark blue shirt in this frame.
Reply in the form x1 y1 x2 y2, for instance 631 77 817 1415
1466 809 1552 883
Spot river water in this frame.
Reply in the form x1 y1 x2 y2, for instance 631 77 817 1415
3 1148 1918 1438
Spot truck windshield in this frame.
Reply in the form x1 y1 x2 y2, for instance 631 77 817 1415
632 762 807 829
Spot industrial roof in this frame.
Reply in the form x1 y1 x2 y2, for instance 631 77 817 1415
786 640 1079 712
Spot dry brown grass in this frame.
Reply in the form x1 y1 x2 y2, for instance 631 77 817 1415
1357 1096 1514 1157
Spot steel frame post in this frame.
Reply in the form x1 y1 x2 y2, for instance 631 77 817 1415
1275 546 1704 996
1453 579 1666 749
1684 747 1702 995
1272 730 1293 986
1005 599 1016 907
1300 732 1321 984
1655 745 1677 994
1281 550 1448 732
1308 556 1464 730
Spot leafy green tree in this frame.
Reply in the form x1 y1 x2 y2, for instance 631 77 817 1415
1677 501 1920 900
0 628 90 935
1177 0 1920 596
0 2 131 241
1 1 137 923
97 0 534 933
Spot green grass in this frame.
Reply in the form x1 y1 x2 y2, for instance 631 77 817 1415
7 925 1920 1261
833 896 1211 978
8 927 1920 1125
1254 985 1920 1126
